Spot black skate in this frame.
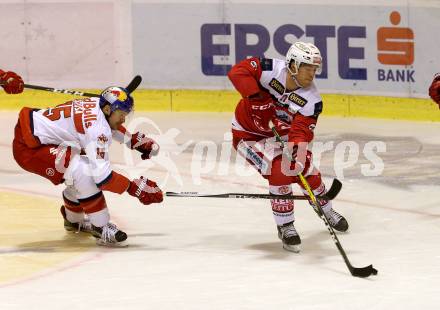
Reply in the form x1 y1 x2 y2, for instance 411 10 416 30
60 206 93 234
277 221 301 253
308 197 349 232
324 208 349 232
92 222 128 246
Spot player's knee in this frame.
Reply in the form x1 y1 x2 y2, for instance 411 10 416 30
67 157 100 198
63 186 79 203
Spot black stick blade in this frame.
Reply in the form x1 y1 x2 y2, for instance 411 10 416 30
320 179 342 200
350 265 378 278
125 75 142 94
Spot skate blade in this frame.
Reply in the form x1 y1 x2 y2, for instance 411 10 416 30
332 226 349 233
283 244 300 253
64 228 94 235
95 239 129 248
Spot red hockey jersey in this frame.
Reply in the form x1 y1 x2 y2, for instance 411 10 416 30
228 57 323 144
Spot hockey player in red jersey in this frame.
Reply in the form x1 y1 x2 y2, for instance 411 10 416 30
228 41 348 252
429 73 440 107
0 69 24 94
13 86 163 246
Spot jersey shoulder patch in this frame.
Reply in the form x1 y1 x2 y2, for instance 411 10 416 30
259 58 273 71
288 93 308 107
269 78 285 95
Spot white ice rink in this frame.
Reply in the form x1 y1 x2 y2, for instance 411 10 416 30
0 112 439 310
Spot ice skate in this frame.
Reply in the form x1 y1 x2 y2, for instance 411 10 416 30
92 222 128 246
277 221 301 253
60 206 93 234
323 208 349 232
309 199 349 232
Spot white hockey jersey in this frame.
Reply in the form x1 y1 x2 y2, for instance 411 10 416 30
260 58 322 118
31 97 117 185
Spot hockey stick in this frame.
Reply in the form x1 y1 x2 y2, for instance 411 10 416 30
0 75 142 97
270 123 378 278
125 75 142 94
166 183 341 200
4 83 99 97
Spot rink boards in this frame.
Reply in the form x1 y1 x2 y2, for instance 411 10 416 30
1 90 439 121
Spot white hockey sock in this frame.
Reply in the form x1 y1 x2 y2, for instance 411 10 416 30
270 185 294 226
271 201 295 226
64 207 85 224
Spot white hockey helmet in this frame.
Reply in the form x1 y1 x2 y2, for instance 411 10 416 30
285 41 322 75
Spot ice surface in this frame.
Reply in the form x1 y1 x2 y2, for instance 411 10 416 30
0 112 439 310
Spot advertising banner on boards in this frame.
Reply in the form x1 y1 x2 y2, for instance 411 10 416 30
133 1 440 98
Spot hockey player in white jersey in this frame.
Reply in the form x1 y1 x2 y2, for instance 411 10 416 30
228 42 348 252
13 85 163 246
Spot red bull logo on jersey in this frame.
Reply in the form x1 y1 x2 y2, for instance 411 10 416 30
73 100 98 131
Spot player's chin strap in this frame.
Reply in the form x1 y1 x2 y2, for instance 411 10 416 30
287 66 304 89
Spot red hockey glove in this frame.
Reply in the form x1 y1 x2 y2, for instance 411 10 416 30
0 70 24 94
429 73 440 107
127 176 163 205
246 93 275 132
130 132 160 160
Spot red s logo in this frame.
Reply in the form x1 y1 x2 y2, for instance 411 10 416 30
377 11 414 65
